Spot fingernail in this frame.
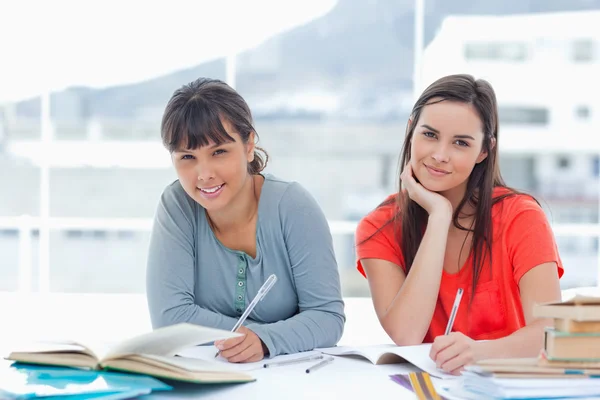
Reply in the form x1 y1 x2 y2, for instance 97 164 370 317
216 343 224 350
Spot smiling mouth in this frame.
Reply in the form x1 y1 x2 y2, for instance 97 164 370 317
199 184 224 193
425 164 450 174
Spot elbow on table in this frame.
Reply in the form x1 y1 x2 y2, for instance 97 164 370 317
382 321 426 347
319 310 346 347
149 305 187 330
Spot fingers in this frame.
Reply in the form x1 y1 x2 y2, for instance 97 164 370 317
216 335 245 352
430 335 453 360
221 338 254 362
401 163 416 193
434 342 461 368
440 351 471 374
228 341 263 363
432 335 472 373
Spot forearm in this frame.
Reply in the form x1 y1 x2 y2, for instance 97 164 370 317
478 319 551 359
382 214 450 345
246 308 345 357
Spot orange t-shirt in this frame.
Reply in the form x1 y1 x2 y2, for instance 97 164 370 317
355 187 564 343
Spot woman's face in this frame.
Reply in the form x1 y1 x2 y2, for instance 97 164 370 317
410 99 489 198
172 118 255 212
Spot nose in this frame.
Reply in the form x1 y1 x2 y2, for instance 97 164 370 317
431 143 450 164
196 159 215 182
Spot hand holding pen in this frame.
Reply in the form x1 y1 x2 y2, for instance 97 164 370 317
215 274 277 362
429 287 479 375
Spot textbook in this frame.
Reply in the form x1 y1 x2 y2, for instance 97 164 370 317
316 344 456 379
554 318 600 333
467 357 600 378
5 323 255 384
533 295 600 321
544 328 600 361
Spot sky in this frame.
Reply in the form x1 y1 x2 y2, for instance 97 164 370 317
0 0 337 103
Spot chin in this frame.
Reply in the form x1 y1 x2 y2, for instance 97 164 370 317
420 180 451 193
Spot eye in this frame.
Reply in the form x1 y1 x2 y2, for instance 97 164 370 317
180 154 194 160
455 140 469 147
213 149 226 156
422 131 436 139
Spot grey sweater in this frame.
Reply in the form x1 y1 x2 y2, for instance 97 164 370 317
146 174 345 357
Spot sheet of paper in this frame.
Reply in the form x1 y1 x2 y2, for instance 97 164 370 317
317 344 458 379
106 323 240 359
177 345 322 371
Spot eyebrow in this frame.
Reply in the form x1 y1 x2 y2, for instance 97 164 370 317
174 142 232 152
420 124 476 141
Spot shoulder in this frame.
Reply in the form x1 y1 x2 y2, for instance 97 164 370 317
356 194 398 242
492 187 545 221
262 174 320 212
491 187 550 235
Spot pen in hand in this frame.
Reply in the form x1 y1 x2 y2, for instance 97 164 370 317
444 288 464 336
215 274 278 358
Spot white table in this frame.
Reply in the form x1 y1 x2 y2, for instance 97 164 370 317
0 292 477 399
144 357 425 399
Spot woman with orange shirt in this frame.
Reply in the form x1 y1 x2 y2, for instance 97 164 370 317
355 74 563 374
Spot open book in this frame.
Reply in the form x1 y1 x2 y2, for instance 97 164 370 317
5 323 255 384
316 344 457 379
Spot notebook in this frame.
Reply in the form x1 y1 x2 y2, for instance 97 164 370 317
5 323 254 384
316 344 457 379
0 362 171 399
177 345 323 371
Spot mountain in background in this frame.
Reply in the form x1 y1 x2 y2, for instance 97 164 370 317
14 0 600 123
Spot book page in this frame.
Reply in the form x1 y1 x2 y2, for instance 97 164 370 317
103 323 241 361
7 340 102 368
386 344 456 379
177 344 323 371
316 344 395 364
122 353 239 372
318 344 458 379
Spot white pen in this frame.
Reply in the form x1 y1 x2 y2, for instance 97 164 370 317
263 354 323 368
215 274 278 358
305 356 334 374
444 288 464 335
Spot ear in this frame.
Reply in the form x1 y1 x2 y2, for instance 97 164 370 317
246 132 256 162
476 137 495 164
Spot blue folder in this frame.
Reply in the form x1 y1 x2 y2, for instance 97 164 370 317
0 362 172 399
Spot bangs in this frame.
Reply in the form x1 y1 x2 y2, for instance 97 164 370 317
162 97 235 152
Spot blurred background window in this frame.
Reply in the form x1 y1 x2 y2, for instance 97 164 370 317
2 0 600 298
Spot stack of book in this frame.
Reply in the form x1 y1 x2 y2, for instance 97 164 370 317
443 296 600 400
534 294 600 365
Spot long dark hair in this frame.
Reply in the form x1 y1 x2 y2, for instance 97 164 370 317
389 74 522 297
161 77 268 174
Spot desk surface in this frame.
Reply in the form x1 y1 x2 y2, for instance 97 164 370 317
0 290 596 399
144 357 424 399
1 294 425 398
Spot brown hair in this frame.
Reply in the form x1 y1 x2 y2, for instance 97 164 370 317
368 74 530 298
161 77 268 174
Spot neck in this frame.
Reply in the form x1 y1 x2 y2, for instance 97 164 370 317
207 175 259 233
440 182 476 231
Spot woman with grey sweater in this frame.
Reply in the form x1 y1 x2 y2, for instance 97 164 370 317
146 78 345 363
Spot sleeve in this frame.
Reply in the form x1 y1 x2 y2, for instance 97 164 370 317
505 196 564 284
245 182 346 357
146 183 239 330
355 207 405 277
